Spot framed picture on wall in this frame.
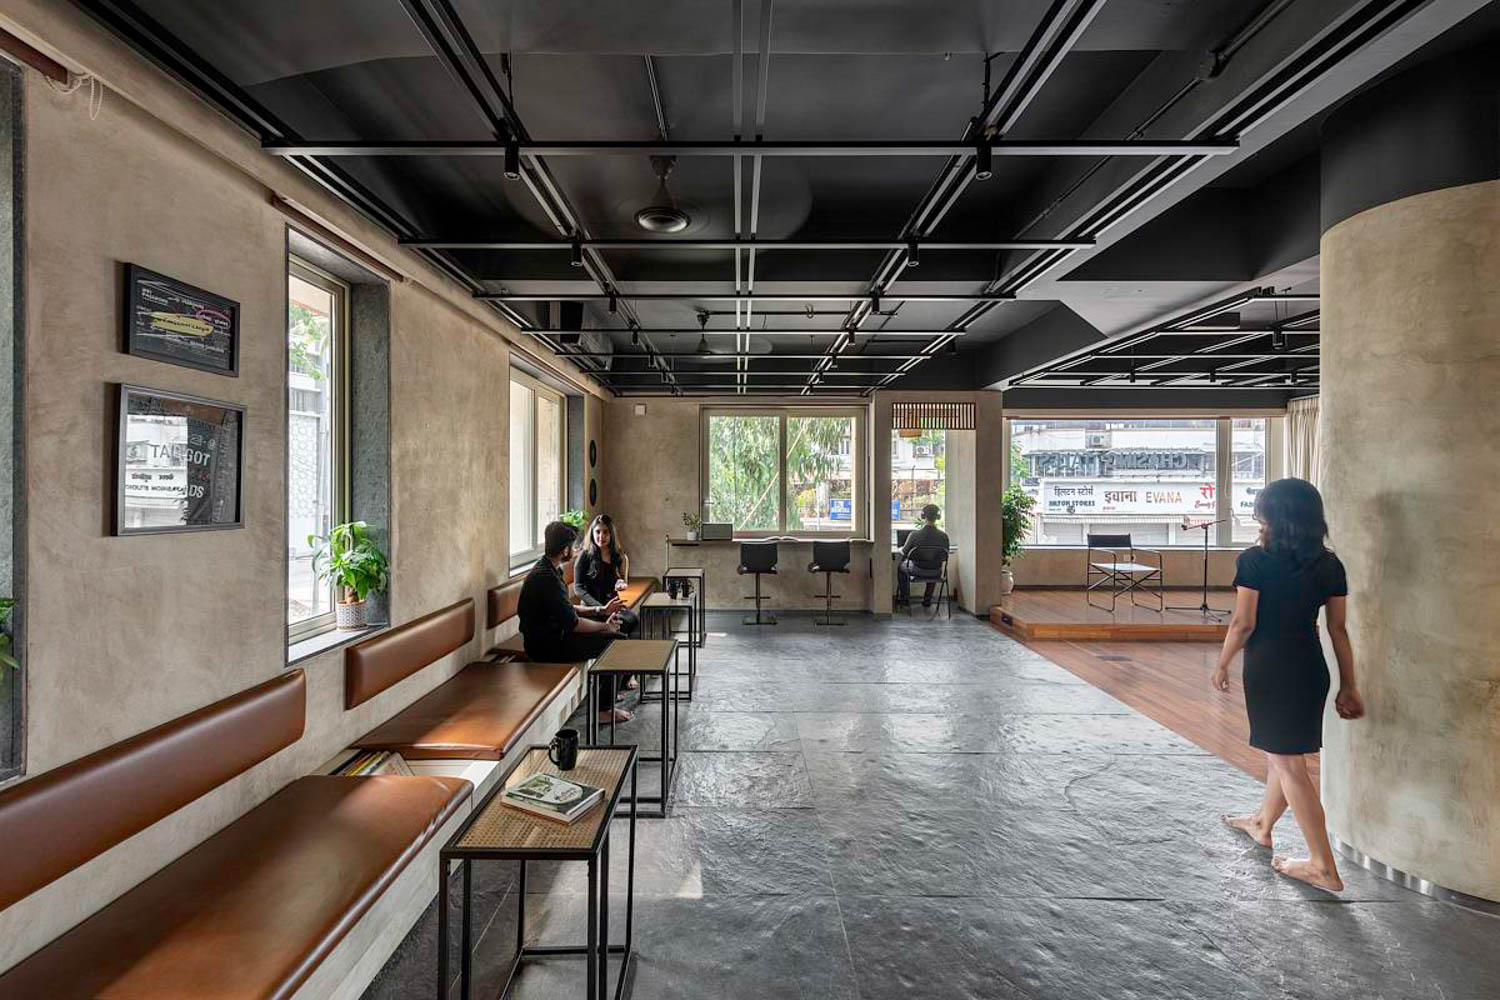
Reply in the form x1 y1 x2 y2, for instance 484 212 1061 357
115 385 245 535
123 264 240 375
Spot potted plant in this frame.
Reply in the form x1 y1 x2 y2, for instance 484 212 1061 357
999 485 1036 596
681 511 701 541
561 509 587 529
0 598 17 672
309 520 389 630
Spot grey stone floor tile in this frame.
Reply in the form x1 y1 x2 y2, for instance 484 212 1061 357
674 749 815 808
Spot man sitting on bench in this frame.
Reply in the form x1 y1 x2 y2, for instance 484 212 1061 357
520 520 632 724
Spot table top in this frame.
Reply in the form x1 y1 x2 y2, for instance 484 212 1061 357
592 637 677 674
447 746 636 858
640 592 694 609
663 567 705 578
1090 561 1160 574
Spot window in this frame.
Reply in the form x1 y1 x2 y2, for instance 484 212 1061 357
1008 416 1280 548
510 371 565 565
892 428 946 541
1 64 21 777
286 258 348 641
703 408 862 537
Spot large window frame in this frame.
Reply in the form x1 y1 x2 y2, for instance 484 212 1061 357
1003 413 1283 548
286 257 351 644
509 369 567 568
700 406 865 539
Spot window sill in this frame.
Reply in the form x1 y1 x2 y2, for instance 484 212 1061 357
288 624 386 666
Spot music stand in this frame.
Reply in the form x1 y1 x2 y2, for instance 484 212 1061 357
1167 518 1227 619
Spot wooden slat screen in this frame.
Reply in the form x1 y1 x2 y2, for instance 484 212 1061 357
892 401 976 430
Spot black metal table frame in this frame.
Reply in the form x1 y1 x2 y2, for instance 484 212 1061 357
587 642 680 819
639 599 696 701
661 569 707 648
438 746 639 1000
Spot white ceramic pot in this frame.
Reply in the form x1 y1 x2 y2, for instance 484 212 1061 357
336 598 369 630
998 565 1015 596
686 530 699 541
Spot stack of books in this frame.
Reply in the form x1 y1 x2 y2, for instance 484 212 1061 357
333 749 415 777
502 773 604 824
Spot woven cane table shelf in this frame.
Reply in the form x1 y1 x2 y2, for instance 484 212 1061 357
456 747 634 855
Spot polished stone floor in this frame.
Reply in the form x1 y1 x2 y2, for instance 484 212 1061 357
366 613 1500 1000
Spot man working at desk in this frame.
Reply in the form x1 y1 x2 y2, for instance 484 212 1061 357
898 503 950 607
520 520 632 724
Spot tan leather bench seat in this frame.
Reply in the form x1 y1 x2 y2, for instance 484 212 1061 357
0 774 469 1000
354 659 579 761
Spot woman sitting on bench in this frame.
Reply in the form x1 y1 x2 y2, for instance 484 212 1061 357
520 520 631 724
575 513 641 693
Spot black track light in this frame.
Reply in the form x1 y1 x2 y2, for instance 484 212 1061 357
1271 329 1286 352
608 292 618 314
1208 367 1217 384
1128 364 1137 384
975 142 993 180
570 238 583 267
949 338 958 355
503 137 520 179
630 326 640 347
870 292 881 316
906 240 920 268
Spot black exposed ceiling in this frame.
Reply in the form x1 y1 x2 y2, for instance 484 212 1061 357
77 0 1484 397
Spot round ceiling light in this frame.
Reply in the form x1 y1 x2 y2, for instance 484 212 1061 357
636 155 691 233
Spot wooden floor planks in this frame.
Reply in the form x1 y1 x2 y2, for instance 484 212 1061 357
991 588 1233 642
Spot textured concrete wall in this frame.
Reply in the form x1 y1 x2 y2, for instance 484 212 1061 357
0 42 542 971
1319 179 1500 901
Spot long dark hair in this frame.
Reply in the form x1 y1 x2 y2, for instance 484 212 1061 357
582 513 623 568
1253 478 1329 563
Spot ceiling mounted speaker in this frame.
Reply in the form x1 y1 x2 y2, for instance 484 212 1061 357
589 440 597 468
635 156 691 233
588 479 598 505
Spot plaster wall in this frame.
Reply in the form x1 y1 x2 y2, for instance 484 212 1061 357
0 23 570 969
1319 179 1500 901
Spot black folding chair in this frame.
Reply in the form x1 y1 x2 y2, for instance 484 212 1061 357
738 541 779 625
1085 533 1163 612
898 545 951 619
808 540 852 626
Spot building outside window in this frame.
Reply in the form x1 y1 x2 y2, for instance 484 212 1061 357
1009 416 1275 548
286 259 348 641
892 428 945 540
510 371 565 566
702 408 861 537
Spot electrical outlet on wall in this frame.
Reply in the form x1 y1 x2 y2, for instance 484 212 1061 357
633 403 647 416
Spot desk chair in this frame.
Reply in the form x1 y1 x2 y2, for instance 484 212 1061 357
738 541 779 625
1085 533 1164 611
899 545 951 619
808 540 852 626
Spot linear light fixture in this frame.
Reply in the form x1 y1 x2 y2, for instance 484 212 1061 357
265 138 1241 158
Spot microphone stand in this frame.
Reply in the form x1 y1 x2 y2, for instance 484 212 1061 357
1166 518 1227 619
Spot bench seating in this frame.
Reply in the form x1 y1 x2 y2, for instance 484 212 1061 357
345 596 582 768
0 670 471 1000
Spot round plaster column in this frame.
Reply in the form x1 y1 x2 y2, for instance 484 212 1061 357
1317 44 1500 902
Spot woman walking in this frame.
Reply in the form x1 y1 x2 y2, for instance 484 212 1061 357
1212 477 1364 892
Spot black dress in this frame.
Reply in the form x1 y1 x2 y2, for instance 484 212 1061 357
1233 545 1348 754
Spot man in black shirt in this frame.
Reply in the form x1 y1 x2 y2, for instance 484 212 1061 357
898 503 950 607
519 521 631 723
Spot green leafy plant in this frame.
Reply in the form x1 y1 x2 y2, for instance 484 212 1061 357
309 521 389 604
1000 486 1037 566
681 511 702 532
560 509 587 529
0 598 16 672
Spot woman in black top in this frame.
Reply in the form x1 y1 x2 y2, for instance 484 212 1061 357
574 514 639 635
1212 478 1364 893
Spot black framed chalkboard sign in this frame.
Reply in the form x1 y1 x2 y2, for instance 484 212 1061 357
115 385 245 536
124 264 240 375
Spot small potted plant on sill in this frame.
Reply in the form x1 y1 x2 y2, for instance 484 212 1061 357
681 511 701 541
999 485 1036 597
309 520 389 630
0 598 18 672
561 508 587 529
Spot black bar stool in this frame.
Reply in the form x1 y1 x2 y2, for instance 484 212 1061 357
808 540 851 626
738 541 779 625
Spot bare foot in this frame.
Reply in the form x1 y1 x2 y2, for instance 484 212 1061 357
626 676 639 691
598 708 633 724
1221 813 1272 849
1272 855 1344 893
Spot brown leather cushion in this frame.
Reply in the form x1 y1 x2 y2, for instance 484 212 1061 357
486 578 524 630
0 774 469 1000
345 598 474 709
354 660 580 760
0 670 306 911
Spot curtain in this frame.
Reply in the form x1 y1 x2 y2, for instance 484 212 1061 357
1286 395 1320 487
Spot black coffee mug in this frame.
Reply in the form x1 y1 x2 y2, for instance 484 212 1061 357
549 728 579 771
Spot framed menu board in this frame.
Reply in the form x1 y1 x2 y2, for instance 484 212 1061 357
124 264 240 375
115 385 245 535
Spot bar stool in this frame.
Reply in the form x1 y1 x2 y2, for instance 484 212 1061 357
738 541 779 625
808 540 851 626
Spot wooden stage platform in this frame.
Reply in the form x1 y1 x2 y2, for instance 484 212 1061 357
989 588 1234 642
